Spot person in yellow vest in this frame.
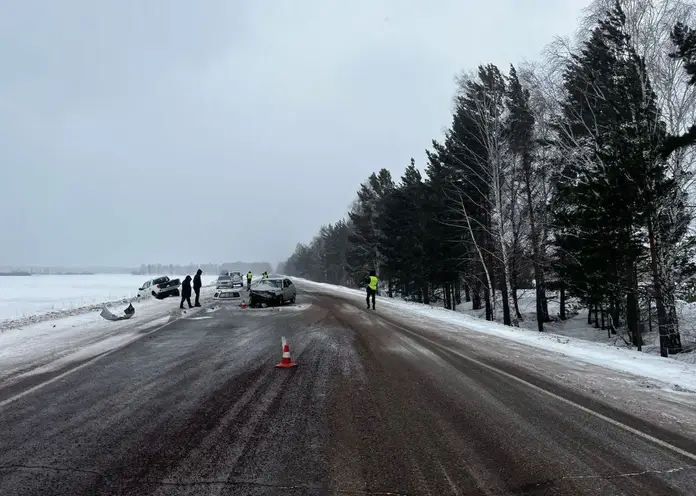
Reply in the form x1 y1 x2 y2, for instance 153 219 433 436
365 270 378 310
262 271 269 279
246 271 253 289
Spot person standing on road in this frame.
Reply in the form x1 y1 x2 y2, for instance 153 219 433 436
180 275 193 309
262 271 269 279
246 271 253 289
365 270 378 310
193 269 203 307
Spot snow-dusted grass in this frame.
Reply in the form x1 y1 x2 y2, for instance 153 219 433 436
0 274 220 321
296 278 696 392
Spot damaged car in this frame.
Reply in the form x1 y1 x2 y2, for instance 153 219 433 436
249 277 296 307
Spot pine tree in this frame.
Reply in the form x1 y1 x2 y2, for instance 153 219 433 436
347 170 395 287
553 1 687 352
424 143 466 310
663 21 696 156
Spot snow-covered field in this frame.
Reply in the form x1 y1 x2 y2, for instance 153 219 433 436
297 278 696 394
0 274 218 324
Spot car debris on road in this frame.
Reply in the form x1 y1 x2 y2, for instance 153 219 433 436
99 302 135 321
213 288 243 301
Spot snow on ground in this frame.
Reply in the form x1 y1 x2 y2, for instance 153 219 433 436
453 288 696 364
0 274 219 331
295 278 696 393
0 274 219 321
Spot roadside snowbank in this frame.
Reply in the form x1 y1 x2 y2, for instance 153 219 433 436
0 276 218 331
453 288 696 364
296 278 696 392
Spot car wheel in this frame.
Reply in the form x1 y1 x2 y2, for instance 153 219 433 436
278 296 284 306
290 295 296 304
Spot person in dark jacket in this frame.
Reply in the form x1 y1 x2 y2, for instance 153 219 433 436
180 275 193 309
193 269 203 307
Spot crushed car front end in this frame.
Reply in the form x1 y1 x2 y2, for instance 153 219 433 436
248 279 285 306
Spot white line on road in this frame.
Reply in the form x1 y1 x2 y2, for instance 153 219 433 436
387 320 696 463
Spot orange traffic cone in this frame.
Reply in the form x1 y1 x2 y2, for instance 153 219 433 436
276 338 297 368
241 299 247 309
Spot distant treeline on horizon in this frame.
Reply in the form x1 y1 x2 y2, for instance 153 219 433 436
134 262 275 276
0 269 95 276
0 261 277 276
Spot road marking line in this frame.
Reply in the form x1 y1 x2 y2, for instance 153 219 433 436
387 320 696 463
0 309 202 410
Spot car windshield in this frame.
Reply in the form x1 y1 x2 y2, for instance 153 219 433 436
217 276 231 282
254 279 282 289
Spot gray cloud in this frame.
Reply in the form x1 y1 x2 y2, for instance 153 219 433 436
1 0 589 266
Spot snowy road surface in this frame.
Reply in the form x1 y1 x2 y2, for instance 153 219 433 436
1 287 696 495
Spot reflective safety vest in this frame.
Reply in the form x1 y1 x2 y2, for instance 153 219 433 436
247 272 252 279
368 276 378 290
263 273 268 278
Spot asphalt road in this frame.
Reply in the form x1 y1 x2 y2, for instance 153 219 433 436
1 287 696 495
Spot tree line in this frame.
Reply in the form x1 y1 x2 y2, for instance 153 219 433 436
281 0 696 357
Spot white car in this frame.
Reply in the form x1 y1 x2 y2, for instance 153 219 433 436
137 276 181 299
216 273 244 289
229 271 244 288
249 277 297 306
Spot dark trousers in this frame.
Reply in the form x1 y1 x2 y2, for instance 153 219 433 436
194 288 201 306
247 279 252 289
180 296 192 308
366 287 376 309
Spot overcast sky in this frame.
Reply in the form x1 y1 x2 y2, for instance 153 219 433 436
1 0 590 267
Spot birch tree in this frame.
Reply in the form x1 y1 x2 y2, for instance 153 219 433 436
446 65 519 326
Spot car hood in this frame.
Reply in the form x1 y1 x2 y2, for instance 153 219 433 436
251 284 282 293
